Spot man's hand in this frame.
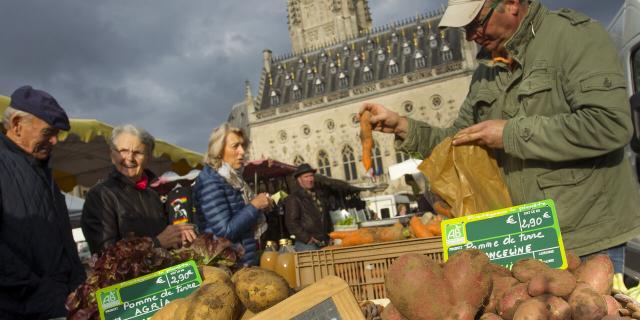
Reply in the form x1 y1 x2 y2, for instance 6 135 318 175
156 224 197 249
360 102 409 139
452 120 507 149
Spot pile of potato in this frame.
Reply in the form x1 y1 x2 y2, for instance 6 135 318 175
382 249 640 320
151 266 291 320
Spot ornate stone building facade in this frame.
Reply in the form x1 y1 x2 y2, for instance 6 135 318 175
229 1 478 195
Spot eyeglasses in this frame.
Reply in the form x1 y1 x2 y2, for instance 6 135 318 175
113 148 146 159
463 1 498 33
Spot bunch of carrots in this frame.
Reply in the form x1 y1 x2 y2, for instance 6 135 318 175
328 215 443 248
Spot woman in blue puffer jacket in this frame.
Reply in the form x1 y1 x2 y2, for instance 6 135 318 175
194 123 272 266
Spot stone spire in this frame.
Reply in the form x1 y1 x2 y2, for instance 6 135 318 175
287 0 372 55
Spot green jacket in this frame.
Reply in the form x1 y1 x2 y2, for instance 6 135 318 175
399 1 640 255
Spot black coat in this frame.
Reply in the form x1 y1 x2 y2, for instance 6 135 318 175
283 188 332 244
0 133 85 319
81 169 167 254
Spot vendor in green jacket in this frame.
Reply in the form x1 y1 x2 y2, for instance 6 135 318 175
361 0 640 273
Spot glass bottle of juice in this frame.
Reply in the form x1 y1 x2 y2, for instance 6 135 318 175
259 241 278 271
275 239 297 288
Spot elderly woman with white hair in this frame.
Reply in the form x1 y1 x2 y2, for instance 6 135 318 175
81 124 196 254
194 123 272 266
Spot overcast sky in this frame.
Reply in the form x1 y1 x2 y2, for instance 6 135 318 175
0 0 624 152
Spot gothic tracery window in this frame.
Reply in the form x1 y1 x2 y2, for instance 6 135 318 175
317 150 332 177
342 145 358 181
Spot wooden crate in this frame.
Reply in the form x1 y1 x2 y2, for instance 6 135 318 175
295 237 443 301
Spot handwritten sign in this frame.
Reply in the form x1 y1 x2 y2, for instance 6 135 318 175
96 260 202 320
441 199 568 269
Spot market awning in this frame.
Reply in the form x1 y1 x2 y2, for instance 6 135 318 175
2 95 203 192
242 159 298 181
243 158 373 194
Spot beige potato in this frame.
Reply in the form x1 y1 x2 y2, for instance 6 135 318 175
231 267 290 313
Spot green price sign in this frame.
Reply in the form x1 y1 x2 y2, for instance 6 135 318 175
96 260 202 320
441 199 568 269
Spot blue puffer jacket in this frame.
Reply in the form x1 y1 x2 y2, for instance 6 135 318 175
193 165 260 266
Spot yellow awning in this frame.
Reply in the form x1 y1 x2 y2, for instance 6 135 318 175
1 95 203 192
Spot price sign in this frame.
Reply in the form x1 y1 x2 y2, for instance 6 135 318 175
96 260 202 320
442 199 568 269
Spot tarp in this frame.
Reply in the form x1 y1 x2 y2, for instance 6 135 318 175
1 95 203 192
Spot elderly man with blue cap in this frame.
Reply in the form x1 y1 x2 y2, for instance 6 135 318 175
361 0 640 276
0 86 85 319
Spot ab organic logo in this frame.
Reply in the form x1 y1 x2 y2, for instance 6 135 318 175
445 223 465 245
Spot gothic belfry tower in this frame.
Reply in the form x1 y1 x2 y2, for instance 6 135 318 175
287 0 372 54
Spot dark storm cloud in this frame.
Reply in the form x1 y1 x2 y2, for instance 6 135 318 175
0 0 625 152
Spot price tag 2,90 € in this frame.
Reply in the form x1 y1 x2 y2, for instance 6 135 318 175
441 199 568 269
96 260 202 320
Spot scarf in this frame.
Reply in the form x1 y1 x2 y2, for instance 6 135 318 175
217 162 267 239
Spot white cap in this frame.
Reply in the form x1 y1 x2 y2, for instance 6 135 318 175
438 0 487 29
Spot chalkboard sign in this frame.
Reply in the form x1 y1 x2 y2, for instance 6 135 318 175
442 199 568 269
96 260 202 320
291 298 341 320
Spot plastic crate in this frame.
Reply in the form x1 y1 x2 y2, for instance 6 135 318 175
295 237 443 301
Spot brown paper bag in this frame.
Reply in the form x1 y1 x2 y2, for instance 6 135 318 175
418 137 512 217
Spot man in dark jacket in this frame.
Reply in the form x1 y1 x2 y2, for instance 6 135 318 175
284 163 332 251
0 86 85 319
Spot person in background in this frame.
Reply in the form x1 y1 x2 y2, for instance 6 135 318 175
360 0 640 273
0 86 85 319
194 123 272 266
397 204 408 216
81 124 196 254
284 163 333 252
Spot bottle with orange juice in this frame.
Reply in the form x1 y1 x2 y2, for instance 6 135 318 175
259 240 278 271
275 239 297 288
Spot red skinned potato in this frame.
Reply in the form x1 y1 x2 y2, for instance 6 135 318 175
603 294 623 316
380 303 407 320
487 276 520 314
512 259 550 283
566 251 582 272
497 283 531 320
527 275 548 297
567 282 607 320
512 297 549 320
444 302 477 320
574 254 614 295
443 249 492 311
546 268 577 297
546 295 571 320
385 253 453 320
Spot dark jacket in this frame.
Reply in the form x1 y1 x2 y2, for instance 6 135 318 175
284 188 332 244
193 165 260 266
398 1 640 255
0 133 85 319
81 169 167 254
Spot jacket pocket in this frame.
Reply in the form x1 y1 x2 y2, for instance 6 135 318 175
517 69 559 116
471 90 497 123
536 164 606 232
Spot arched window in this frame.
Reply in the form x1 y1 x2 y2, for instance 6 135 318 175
396 150 409 163
317 150 332 177
372 144 384 176
293 155 305 166
342 145 358 181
